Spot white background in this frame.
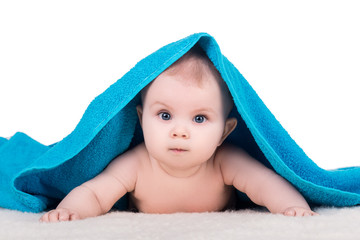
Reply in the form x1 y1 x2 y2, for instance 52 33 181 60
0 0 359 169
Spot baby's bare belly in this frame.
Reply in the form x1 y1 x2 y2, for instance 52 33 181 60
129 183 234 214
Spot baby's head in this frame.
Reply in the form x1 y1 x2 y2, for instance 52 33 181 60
137 45 237 176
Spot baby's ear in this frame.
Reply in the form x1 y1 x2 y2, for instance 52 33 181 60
136 105 143 126
218 118 237 146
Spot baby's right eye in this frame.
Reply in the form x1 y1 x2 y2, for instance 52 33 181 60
159 112 171 121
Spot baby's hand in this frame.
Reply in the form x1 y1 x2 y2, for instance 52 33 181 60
282 207 318 217
40 208 80 222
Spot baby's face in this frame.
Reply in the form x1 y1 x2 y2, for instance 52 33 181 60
137 71 232 176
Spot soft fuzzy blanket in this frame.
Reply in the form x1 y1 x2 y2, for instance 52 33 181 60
0 32 359 213
1 207 360 240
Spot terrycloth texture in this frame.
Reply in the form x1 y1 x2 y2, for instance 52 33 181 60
0 33 359 213
1 207 360 240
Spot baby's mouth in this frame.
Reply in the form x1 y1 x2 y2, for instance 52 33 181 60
169 148 188 153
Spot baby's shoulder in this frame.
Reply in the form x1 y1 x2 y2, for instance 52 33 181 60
129 142 148 157
120 143 147 158
107 143 147 171
215 144 250 166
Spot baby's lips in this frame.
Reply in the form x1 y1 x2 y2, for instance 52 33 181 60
169 148 189 153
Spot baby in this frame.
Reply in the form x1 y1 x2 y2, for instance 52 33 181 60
40 46 317 222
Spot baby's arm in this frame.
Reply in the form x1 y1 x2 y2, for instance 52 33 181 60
40 148 139 222
219 145 317 216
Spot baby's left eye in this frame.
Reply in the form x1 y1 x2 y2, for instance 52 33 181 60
194 115 206 123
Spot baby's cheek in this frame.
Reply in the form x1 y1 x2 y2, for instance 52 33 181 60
143 122 164 143
197 138 218 158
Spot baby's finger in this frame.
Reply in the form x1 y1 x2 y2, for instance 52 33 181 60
70 212 80 221
283 208 296 216
307 211 319 216
58 210 70 222
39 213 50 222
48 210 60 222
303 211 311 217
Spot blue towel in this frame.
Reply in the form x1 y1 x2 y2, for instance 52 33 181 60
1 33 359 213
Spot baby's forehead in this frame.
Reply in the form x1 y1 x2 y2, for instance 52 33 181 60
141 70 220 106
143 54 220 92
147 78 224 116
140 47 233 115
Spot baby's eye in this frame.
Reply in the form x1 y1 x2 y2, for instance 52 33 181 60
159 112 171 121
194 115 206 123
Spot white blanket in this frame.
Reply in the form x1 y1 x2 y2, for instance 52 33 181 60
1 207 359 239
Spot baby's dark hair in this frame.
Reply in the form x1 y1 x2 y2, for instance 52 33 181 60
141 44 234 116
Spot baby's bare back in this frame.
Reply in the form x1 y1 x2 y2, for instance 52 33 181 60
130 144 233 213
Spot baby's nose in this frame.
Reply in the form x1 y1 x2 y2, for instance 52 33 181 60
171 127 190 139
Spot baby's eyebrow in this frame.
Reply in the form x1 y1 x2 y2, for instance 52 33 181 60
150 101 172 109
193 107 217 115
